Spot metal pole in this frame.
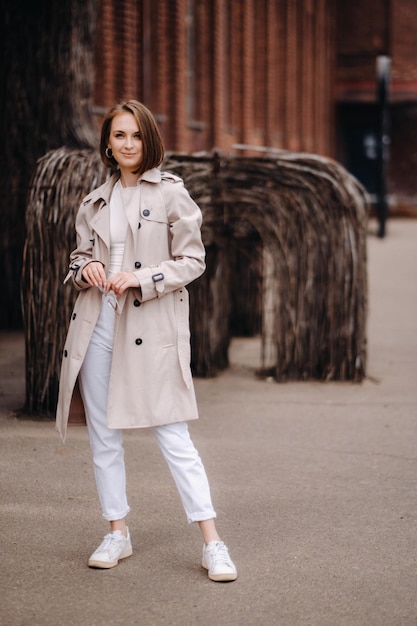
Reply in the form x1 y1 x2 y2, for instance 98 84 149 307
375 55 391 238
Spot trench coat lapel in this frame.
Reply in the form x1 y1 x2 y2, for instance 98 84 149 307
90 203 110 249
86 173 119 250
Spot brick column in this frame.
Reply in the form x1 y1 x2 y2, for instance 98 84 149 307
301 0 314 152
169 0 187 150
97 0 117 108
285 1 301 152
121 0 140 100
212 0 225 148
241 0 254 145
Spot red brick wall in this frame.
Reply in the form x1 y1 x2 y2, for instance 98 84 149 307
335 0 417 205
93 0 335 157
336 0 417 102
391 0 417 98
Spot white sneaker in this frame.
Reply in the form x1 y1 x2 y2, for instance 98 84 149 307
202 540 237 582
88 528 133 569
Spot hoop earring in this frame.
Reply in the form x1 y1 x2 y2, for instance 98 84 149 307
105 147 113 159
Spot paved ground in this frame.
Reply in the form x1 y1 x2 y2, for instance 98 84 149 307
1 218 416 626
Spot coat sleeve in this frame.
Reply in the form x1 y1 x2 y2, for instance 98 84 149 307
134 180 206 302
64 199 101 291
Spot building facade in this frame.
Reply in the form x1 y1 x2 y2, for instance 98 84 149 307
92 0 417 208
93 0 335 157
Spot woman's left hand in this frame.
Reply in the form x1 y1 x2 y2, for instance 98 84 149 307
107 272 140 296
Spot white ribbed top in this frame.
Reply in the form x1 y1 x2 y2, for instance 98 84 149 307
109 180 128 277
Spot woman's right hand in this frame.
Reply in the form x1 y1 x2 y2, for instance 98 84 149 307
81 261 107 288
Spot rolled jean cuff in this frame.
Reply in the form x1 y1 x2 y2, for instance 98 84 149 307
102 505 131 522
187 510 217 525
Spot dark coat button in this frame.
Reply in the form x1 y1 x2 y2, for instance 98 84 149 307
133 299 141 307
135 338 143 345
134 261 141 268
72 313 77 320
64 350 68 357
143 209 150 216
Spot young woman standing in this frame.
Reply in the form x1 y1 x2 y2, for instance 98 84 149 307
56 100 237 582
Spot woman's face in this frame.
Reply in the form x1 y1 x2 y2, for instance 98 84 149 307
107 112 143 174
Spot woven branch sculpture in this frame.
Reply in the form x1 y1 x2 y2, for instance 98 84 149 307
22 148 368 414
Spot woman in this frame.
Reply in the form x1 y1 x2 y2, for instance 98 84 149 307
56 100 237 582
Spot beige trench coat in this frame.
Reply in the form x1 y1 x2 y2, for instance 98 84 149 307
55 168 205 442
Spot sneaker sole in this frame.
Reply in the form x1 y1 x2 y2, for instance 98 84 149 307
202 560 237 582
88 546 133 569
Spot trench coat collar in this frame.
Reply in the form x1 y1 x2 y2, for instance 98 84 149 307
83 172 119 206
84 168 163 205
140 168 162 184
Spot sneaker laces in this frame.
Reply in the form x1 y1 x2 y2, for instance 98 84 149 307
96 532 125 556
208 541 232 567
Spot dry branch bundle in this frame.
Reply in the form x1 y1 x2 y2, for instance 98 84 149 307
23 149 368 414
164 152 368 382
22 148 106 413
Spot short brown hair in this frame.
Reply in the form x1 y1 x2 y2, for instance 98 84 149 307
100 100 165 176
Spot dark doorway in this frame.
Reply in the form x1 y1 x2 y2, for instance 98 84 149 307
336 103 379 198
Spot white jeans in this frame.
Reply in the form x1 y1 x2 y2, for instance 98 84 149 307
78 301 216 524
